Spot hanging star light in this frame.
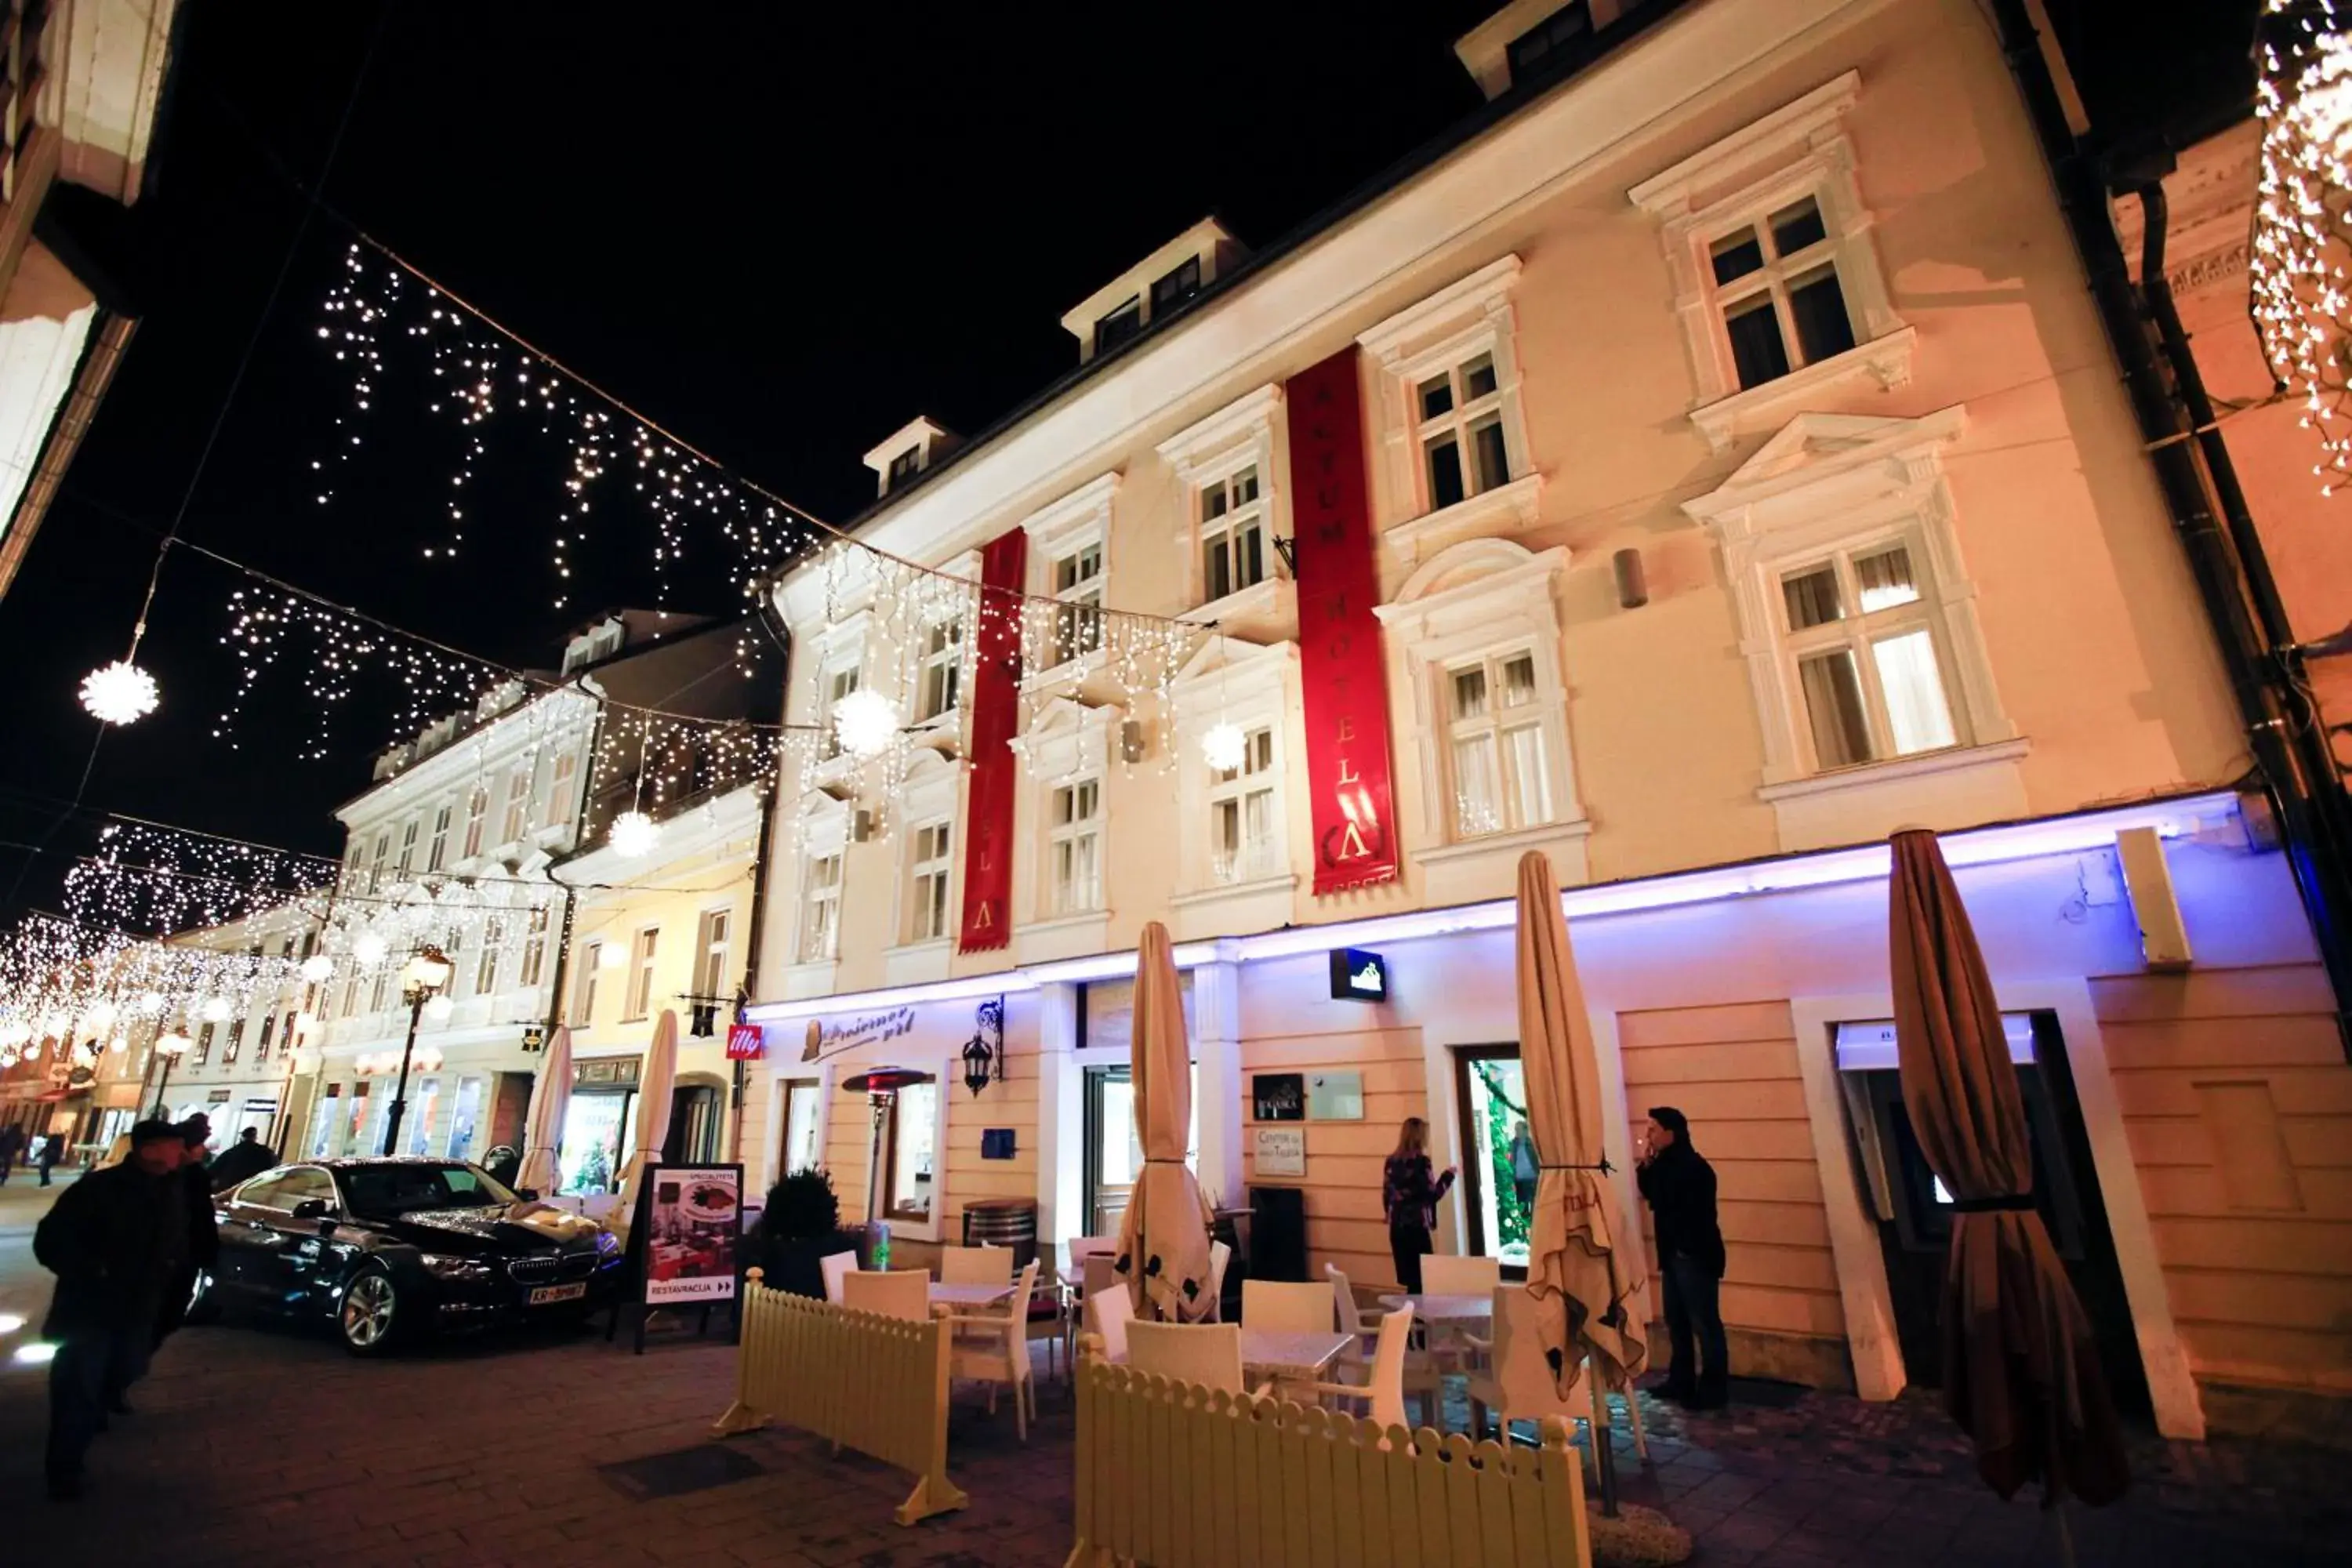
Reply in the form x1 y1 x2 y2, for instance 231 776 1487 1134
832 688 900 761
1201 720 1247 773
609 809 660 857
80 659 160 725
299 954 336 983
2256 0 2352 495
352 932 390 968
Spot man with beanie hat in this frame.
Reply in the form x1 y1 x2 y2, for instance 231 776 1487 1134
154 1114 220 1346
34 1118 186 1498
1637 1105 1730 1408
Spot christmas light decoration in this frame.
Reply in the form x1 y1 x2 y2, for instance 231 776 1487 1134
423 995 455 1023
608 809 659 857
80 660 159 725
352 932 390 967
300 955 336 983
201 996 231 1023
2256 0 2352 495
1202 720 1247 773
832 688 899 761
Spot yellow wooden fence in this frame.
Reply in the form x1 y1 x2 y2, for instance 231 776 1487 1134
1066 1335 1590 1568
711 1269 967 1526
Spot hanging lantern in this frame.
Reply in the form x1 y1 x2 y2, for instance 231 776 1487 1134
960 1031 996 1098
609 809 660 857
299 955 336 983
831 688 899 761
79 659 159 725
200 996 231 1023
1201 720 1247 773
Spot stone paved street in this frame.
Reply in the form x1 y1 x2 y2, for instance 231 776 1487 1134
1 1176 2343 1566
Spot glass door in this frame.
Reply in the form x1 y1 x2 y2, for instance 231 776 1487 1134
558 1089 636 1195
1083 1067 1144 1238
1453 1045 1534 1273
780 1080 822 1174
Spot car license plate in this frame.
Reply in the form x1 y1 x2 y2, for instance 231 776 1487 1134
528 1283 587 1305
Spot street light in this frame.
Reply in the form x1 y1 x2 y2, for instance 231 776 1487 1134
380 946 454 1156
152 1030 192 1112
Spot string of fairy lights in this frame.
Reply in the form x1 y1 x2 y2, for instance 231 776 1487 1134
2256 0 2352 496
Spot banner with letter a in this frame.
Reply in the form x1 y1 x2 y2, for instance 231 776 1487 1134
959 526 1028 950
1285 345 1400 895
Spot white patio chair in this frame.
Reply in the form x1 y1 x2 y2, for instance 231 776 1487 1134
840 1268 929 1323
1084 1277 1134 1363
1465 1286 1646 1467
1204 1239 1232 1320
1127 1320 1244 1396
1308 1304 1415 1437
938 1243 1011 1286
819 1250 858 1305
947 1259 1041 1441
1081 1251 1123 1303
1241 1278 1333 1333
1330 1262 1442 1425
1420 1254 1504 1296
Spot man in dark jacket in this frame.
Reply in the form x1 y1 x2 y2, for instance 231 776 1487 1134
34 1119 187 1498
1636 1105 1730 1409
36 1130 61 1185
154 1115 220 1346
0 1120 23 1183
206 1126 278 1192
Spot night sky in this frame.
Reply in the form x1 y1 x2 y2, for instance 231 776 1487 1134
0 0 2256 927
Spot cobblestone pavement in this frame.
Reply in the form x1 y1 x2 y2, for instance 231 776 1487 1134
0 1182 2340 1568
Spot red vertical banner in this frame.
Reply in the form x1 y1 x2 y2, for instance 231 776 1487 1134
1287 345 1401 895
959 527 1028 951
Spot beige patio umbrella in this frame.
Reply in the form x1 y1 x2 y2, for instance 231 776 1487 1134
619 1007 680 1210
514 1024 572 1196
1114 923 1214 1322
1889 829 2128 1508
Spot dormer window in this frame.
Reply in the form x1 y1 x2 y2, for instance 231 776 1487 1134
1505 4 1593 89
1151 257 1202 318
862 416 958 498
887 445 924 489
1095 296 1144 356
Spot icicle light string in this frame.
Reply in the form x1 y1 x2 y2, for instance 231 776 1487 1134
2256 0 2352 495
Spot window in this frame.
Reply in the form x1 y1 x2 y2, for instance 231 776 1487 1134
344 1083 372 1156
371 967 390 1012
1506 2 1593 87
427 804 452 873
880 1075 939 1223
1050 543 1104 666
801 853 844 962
255 1012 276 1064
1415 351 1512 510
476 917 505 996
501 763 532 844
406 1077 441 1156
1777 541 1958 770
343 846 365 898
1048 777 1103 916
543 752 578 829
695 909 732 1000
1094 296 1142 354
521 906 549 987
1208 727 1278 884
370 832 390 890
194 1022 214 1067
1150 256 1202 318
886 445 922 488
396 819 418 877
445 1076 485 1163
908 821 953 942
1199 465 1267 604
341 969 362 1018
307 1088 340 1159
624 927 659 1021
820 664 862 760
463 786 488 858
223 1018 245 1065
1444 651 1554 838
916 617 962 722
573 943 601 1025
1708 197 1854 390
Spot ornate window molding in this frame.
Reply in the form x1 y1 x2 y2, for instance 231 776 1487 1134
778 795 849 1000
1021 473 1121 689
1158 384 1298 635
1166 637 1300 938
884 750 961 987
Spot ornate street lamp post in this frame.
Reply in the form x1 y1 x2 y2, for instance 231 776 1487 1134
380 946 453 1156
151 1030 192 1115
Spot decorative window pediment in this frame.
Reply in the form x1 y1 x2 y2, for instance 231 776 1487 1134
1168 637 1300 924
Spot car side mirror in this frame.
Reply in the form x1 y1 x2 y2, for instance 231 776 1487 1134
292 1199 328 1220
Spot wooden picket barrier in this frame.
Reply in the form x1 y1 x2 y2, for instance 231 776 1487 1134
711 1268 967 1526
1065 1334 1589 1568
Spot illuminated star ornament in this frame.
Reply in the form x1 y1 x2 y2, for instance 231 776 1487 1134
79 660 159 725
2256 0 2352 495
1201 720 1247 773
609 809 660 857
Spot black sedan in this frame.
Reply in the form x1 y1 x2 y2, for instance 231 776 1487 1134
200 1157 624 1355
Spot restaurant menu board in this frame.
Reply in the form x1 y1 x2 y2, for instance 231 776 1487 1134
633 1163 744 1305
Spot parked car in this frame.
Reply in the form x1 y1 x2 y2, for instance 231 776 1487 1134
199 1157 624 1355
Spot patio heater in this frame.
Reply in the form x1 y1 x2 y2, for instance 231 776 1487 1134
841 1065 928 1131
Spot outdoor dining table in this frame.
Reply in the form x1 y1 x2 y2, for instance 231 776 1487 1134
1378 1292 1494 1324
928 1281 1016 1308
1236 1328 1354 1384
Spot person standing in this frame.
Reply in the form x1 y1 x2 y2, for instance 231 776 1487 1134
1381 1116 1456 1294
205 1126 278 1192
1506 1118 1539 1218
0 1120 23 1184
36 1131 61 1186
34 1119 187 1499
154 1115 220 1346
1636 1105 1729 1409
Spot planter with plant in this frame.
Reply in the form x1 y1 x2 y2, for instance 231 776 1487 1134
753 1168 866 1298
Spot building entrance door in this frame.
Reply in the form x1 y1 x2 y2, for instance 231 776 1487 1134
1837 1011 2148 1416
1451 1045 1533 1276
1083 1066 1139 1239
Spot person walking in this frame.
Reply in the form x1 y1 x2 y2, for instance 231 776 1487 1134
1506 1118 1539 1218
0 1120 23 1184
205 1125 277 1192
34 1119 187 1500
1636 1105 1729 1409
1381 1116 1456 1295
36 1131 61 1186
154 1115 220 1346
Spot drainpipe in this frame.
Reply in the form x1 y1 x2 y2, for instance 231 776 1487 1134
728 601 791 1171
1987 0 2352 1051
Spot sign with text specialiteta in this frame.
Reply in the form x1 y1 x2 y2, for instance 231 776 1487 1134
1285 345 1400 895
633 1163 744 1306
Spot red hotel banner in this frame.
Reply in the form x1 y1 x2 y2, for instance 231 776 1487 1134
959 526 1028 951
1285 345 1401 895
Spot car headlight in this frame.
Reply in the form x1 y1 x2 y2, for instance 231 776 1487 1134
595 1229 621 1254
419 1252 494 1281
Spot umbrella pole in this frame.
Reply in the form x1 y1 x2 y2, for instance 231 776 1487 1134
1588 1370 1620 1516
2054 1501 2076 1568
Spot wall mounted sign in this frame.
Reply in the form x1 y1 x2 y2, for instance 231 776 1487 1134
959 525 1029 952
1306 1071 1365 1121
725 1023 767 1062
574 1056 642 1088
1254 1126 1307 1178
800 1006 916 1062
980 1128 1017 1160
521 1025 546 1053
1286 345 1400 895
1327 947 1388 1002
1252 1072 1305 1122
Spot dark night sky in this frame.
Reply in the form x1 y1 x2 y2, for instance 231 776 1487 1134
0 0 2256 925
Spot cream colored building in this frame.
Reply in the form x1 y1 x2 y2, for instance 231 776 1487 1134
742 0 2351 1437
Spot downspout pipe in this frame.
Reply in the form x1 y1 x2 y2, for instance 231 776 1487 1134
1988 0 2352 1050
729 599 791 1175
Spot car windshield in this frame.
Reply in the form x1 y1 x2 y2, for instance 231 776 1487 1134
339 1163 517 1217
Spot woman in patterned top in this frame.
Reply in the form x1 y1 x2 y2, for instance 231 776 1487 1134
1381 1116 1456 1294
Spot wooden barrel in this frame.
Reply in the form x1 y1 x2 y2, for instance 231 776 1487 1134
960 1197 1037 1271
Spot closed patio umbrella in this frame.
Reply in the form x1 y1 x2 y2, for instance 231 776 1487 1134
515 1024 572 1196
1114 923 1214 1322
619 1007 680 1210
1515 850 1646 1512
1889 829 2128 1508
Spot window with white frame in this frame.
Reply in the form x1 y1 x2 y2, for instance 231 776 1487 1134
573 942 601 1025
695 909 731 999
370 832 390 889
820 663 862 760
1208 727 1279 884
1443 650 1554 839
475 917 505 996
624 927 659 1021
501 763 532 844
916 617 961 722
801 852 844 961
1357 257 1532 533
521 906 549 987
463 786 488 858
1048 542 1104 666
1777 538 1958 771
1414 352 1512 511
1706 196 1855 391
907 819 953 942
544 752 578 829
1199 466 1268 604
1048 777 1103 915
396 819 418 877
427 804 452 873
